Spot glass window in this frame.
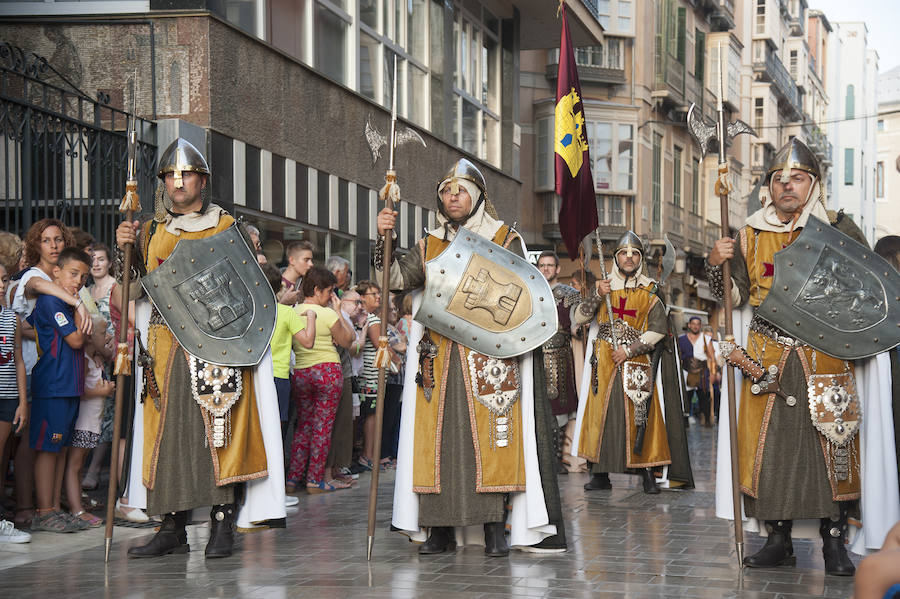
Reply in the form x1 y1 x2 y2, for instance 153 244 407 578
359 32 379 100
360 0 378 30
618 1 632 31
673 145 682 206
877 119 884 131
876 161 884 198
462 100 479 155
652 132 662 234
383 49 406 116
754 98 764 132
315 3 348 85
597 0 611 29
592 123 613 190
214 0 260 36
691 159 700 214
617 124 633 191
409 65 427 127
536 117 552 190
844 148 854 185
846 85 855 119
608 196 624 226
460 19 468 92
407 0 427 62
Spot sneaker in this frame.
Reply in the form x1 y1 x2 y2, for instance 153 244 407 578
0 519 31 543
346 463 366 475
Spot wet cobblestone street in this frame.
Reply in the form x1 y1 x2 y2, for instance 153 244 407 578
1 424 858 598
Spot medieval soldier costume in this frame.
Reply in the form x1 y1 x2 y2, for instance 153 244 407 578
537 252 582 473
708 138 900 574
381 159 563 555
573 232 693 494
117 139 285 559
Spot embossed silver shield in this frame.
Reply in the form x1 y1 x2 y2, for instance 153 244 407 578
142 225 276 366
416 226 558 358
758 215 900 359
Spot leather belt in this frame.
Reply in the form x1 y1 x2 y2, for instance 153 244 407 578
749 314 804 347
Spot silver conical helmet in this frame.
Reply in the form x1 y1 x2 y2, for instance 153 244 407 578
436 158 487 199
614 230 643 257
157 138 211 183
767 138 820 183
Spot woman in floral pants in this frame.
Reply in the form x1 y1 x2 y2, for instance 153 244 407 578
288 266 356 493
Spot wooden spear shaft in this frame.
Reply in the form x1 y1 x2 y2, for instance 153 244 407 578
104 180 138 563
366 172 396 561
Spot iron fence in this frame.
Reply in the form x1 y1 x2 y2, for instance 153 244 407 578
0 41 156 248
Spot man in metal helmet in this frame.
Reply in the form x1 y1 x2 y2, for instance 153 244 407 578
706 137 892 575
115 138 284 559
573 232 693 494
376 158 566 556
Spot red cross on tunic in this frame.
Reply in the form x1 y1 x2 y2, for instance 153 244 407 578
762 243 790 278
612 296 637 320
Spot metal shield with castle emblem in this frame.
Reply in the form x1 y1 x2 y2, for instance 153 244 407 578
415 226 558 358
142 225 276 367
758 215 900 359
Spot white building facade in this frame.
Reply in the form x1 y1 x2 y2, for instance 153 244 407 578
827 22 878 242
875 66 900 241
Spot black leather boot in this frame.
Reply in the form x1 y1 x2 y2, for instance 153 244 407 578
418 526 455 554
205 504 236 559
821 505 855 576
483 521 509 557
127 511 189 558
640 468 660 494
744 520 796 568
584 472 612 490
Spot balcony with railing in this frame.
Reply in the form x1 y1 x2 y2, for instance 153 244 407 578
705 0 736 31
542 193 562 240
752 43 802 119
803 122 833 167
685 75 704 112
686 211 704 248
546 44 627 86
751 143 777 176
665 204 685 246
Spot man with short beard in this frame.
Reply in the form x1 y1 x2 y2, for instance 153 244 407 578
707 138 887 575
574 232 692 494
536 251 580 473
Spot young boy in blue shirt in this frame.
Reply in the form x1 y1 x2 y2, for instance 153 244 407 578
27 248 90 533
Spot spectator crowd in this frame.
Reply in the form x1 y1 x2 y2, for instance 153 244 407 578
0 217 409 544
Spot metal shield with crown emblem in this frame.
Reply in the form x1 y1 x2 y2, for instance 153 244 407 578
415 226 558 359
142 224 276 367
758 215 900 359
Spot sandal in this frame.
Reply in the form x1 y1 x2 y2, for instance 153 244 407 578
31 510 81 533
73 510 103 528
333 473 356 486
306 480 337 494
285 479 301 494
357 457 374 471
325 478 352 490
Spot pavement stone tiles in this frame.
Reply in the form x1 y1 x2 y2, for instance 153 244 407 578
0 425 859 598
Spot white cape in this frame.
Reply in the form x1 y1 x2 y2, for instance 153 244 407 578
714 306 900 554
572 321 674 487
390 290 556 547
125 299 286 528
